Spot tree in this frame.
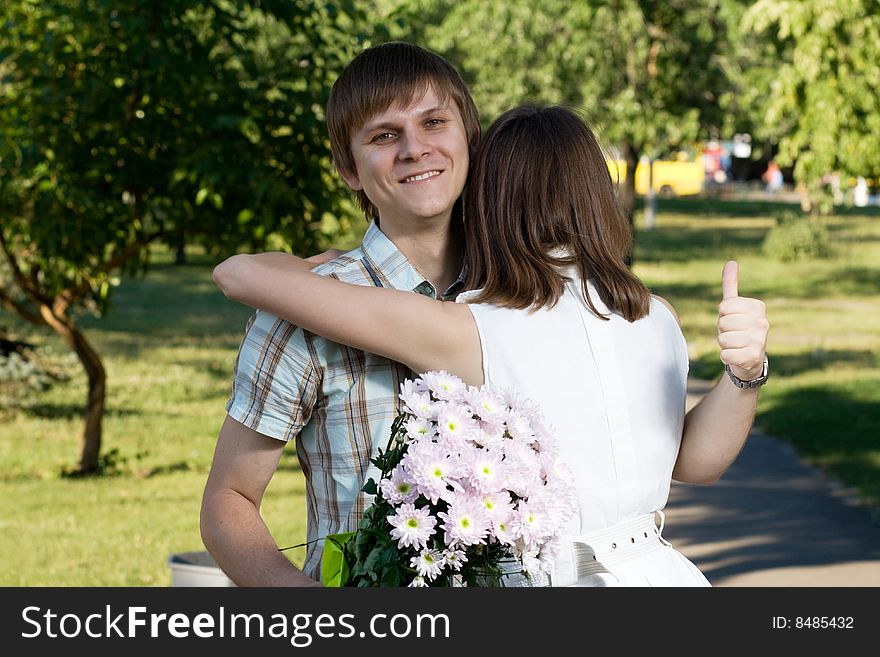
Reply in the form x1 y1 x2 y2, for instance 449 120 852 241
742 0 880 211
384 0 742 237
0 0 371 473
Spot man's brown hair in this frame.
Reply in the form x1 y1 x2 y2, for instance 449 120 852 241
327 41 480 221
463 104 651 322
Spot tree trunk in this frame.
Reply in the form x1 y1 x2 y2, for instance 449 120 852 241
621 143 641 267
38 306 106 473
73 326 106 473
175 229 187 265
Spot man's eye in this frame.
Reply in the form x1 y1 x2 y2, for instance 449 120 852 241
426 118 446 127
371 132 396 143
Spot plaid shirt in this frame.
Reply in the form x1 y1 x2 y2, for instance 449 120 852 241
226 221 466 581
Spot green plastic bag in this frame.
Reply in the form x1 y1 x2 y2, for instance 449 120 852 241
320 531 356 587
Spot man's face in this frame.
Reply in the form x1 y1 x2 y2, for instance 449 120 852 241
342 85 469 232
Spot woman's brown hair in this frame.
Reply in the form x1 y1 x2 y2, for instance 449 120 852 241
463 104 651 322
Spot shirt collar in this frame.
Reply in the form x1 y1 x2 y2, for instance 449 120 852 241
361 220 467 300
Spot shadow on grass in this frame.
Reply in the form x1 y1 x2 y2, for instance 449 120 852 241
78 262 255 344
744 265 880 299
760 384 880 455
639 196 880 218
690 349 878 381
140 461 201 478
758 384 880 506
649 265 880 300
635 225 768 264
18 403 141 420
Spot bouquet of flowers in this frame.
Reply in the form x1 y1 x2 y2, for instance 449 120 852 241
321 371 577 587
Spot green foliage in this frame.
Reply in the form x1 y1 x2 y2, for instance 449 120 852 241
761 211 831 262
743 0 880 205
0 0 373 309
0 0 380 469
381 0 746 214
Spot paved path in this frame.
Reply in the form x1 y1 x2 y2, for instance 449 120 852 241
661 380 880 586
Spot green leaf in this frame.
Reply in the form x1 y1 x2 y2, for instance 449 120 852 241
320 531 356 587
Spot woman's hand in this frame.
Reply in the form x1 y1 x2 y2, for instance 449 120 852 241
717 260 769 382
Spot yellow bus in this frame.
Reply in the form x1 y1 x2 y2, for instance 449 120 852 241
609 158 704 197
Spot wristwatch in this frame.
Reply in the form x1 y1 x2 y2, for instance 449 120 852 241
725 355 769 389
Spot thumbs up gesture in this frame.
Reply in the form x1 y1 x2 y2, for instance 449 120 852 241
718 261 769 382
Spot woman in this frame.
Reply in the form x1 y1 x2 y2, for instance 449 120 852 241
214 105 769 586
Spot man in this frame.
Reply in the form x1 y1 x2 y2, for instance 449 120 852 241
200 42 481 586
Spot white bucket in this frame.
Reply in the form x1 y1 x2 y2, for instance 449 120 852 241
168 551 236 587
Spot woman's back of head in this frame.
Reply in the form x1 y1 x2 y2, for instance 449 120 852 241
463 104 650 322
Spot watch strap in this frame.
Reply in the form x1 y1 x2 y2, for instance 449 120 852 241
725 355 769 389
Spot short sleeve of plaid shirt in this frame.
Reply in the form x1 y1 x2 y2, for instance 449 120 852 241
225 310 320 441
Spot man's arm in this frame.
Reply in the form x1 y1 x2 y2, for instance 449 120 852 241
673 260 770 484
200 416 321 587
213 252 483 385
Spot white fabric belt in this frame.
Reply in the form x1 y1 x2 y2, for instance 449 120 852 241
550 511 671 586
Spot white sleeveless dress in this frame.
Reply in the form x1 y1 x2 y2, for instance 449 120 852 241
457 273 711 587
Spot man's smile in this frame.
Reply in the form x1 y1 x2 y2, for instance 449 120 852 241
400 170 443 184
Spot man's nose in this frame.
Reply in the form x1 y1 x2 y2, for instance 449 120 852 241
398 130 432 161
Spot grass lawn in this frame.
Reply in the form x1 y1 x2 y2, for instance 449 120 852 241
1 198 878 585
634 199 880 516
0 253 309 585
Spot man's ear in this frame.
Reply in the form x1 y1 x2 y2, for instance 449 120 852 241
336 164 363 192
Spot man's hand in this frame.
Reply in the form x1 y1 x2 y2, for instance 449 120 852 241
718 260 769 381
305 249 345 267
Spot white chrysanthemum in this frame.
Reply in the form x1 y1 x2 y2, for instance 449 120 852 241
473 421 506 450
404 416 435 442
467 386 506 426
403 442 464 504
524 486 570 540
520 548 543 576
502 388 542 419
492 512 517 546
464 448 506 494
410 548 446 580
408 575 429 588
399 378 428 399
438 496 491 547
379 466 419 505
442 548 468 572
538 536 562 568
513 500 549 545
388 503 437 550
400 390 439 420
435 402 477 443
420 370 466 402
529 436 559 472
503 408 536 443
499 442 543 498
480 491 515 524
542 475 578 532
